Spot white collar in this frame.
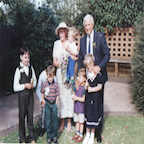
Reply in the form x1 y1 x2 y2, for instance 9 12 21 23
87 30 94 39
20 62 30 67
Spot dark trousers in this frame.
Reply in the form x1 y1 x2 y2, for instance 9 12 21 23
45 101 58 141
18 92 34 143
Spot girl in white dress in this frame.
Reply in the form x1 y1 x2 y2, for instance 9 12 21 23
53 22 77 132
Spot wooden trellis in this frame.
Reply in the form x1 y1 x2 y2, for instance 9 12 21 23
105 27 134 60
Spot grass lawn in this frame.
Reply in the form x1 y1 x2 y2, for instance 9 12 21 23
0 116 144 144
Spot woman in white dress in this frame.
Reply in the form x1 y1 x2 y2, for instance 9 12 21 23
53 22 75 132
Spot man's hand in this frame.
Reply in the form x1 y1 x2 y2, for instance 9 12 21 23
88 87 94 93
93 65 101 75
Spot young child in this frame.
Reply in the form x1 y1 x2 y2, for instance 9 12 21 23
41 65 60 144
83 54 103 144
13 46 37 143
71 68 86 143
64 27 78 88
36 60 57 137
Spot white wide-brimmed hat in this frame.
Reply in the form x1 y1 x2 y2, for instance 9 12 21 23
55 22 69 35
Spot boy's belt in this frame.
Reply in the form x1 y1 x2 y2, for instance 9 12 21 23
44 98 56 104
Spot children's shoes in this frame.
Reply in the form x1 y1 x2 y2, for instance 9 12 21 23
75 135 83 143
88 137 94 144
72 133 79 140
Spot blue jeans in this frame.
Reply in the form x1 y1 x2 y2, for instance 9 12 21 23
45 101 58 141
67 56 75 78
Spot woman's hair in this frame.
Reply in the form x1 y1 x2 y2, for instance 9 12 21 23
83 14 94 26
69 27 77 40
20 46 29 55
58 28 68 38
46 65 56 77
78 68 86 78
83 53 95 67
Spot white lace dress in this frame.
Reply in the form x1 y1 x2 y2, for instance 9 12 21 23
53 39 74 118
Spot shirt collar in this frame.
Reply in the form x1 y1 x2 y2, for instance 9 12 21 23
87 30 94 38
80 81 85 86
20 62 30 67
46 79 54 85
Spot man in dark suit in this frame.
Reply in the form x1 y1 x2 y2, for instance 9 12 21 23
78 14 110 143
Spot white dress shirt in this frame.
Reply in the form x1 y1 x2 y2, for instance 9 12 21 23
13 62 37 92
86 30 94 54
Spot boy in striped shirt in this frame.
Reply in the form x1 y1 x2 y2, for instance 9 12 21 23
41 65 60 144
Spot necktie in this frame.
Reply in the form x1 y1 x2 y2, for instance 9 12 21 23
88 35 91 53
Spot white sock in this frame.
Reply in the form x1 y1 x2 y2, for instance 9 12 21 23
86 132 90 137
76 131 80 135
79 132 83 138
90 132 95 139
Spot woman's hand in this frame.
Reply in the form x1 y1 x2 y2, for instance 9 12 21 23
53 57 60 68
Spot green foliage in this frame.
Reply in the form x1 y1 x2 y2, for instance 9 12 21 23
131 13 144 114
0 0 58 93
46 0 78 26
74 0 144 32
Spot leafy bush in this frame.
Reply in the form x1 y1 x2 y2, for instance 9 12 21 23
74 0 144 32
0 1 58 93
131 13 144 114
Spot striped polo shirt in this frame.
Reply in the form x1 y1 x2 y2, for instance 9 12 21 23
41 79 60 102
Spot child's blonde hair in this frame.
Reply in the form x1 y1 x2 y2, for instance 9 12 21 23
46 65 55 77
83 53 95 67
69 27 78 40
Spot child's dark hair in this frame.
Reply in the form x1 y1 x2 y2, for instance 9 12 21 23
45 60 53 69
46 65 56 77
20 46 29 55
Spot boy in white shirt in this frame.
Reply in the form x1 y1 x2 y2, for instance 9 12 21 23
13 46 37 143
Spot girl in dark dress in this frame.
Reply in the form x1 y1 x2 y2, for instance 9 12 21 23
83 54 102 144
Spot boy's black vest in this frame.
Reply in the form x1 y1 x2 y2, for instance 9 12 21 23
18 65 33 96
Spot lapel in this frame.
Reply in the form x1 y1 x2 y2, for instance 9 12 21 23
93 30 97 56
93 30 98 64
84 35 87 55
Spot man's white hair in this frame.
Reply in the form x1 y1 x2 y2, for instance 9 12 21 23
83 14 94 26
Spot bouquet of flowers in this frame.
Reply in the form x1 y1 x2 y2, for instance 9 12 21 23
59 53 69 80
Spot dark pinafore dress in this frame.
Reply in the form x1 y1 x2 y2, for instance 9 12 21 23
84 74 103 129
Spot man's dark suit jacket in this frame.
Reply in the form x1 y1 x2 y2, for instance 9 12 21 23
78 30 110 84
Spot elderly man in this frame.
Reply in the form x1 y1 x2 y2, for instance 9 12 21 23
78 14 110 143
